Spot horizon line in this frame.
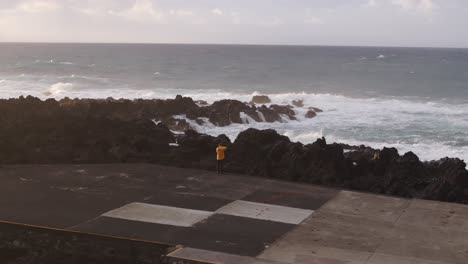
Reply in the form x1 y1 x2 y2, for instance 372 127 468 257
0 41 467 50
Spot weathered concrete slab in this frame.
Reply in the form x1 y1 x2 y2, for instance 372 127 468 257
181 214 295 256
281 211 394 253
259 242 372 263
75 213 295 257
241 189 336 210
216 200 313 224
168 247 286 264
259 191 468 264
397 199 468 229
140 189 231 211
366 253 453 264
103 202 213 227
2 164 468 264
72 216 186 244
0 164 338 229
374 236 467 264
318 190 411 223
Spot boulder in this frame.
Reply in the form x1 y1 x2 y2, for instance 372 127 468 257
309 107 323 113
257 105 282 122
269 105 296 120
305 110 317 118
205 100 262 126
251 95 271 104
206 100 251 126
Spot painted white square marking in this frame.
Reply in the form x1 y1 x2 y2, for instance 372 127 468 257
102 202 213 227
215 200 314 225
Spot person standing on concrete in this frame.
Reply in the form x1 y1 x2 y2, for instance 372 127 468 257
216 143 227 175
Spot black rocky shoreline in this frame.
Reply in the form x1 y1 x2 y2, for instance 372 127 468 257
1 95 467 204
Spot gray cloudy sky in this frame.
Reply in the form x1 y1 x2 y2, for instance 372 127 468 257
0 0 467 47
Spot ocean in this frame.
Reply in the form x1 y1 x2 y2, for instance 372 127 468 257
0 43 467 161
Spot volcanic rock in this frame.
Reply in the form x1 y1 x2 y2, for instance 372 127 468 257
195 100 208 106
305 110 317 118
257 105 282 122
1 96 467 204
251 95 271 104
0 96 174 163
164 117 192 131
309 107 323 113
269 104 296 120
206 100 260 126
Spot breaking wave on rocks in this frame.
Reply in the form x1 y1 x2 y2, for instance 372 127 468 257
150 91 467 162
181 93 468 162
0 80 467 162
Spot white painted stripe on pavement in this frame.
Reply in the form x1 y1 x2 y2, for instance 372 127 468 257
215 200 314 225
102 202 213 227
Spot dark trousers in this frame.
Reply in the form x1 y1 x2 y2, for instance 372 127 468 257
217 159 224 174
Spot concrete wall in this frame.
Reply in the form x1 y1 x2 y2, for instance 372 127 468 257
0 220 176 264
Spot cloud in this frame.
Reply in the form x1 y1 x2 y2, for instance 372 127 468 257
109 0 165 23
90 1 202 24
258 18 284 27
304 16 324 25
366 0 378 7
77 7 97 16
17 0 60 13
1 0 464 47
391 0 437 13
169 9 194 17
212 8 223 16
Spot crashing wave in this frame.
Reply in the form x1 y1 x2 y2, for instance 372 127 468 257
43 82 73 97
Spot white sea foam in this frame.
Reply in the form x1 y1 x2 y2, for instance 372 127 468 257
56 74 109 83
163 91 468 162
34 59 73 65
240 112 257 124
257 111 266 122
377 54 386 59
43 82 74 96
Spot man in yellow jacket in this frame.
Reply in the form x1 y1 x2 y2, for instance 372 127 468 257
216 143 227 175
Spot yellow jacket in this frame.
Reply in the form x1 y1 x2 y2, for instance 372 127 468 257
216 146 227 160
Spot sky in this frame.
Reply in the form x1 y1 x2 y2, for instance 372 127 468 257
0 0 467 48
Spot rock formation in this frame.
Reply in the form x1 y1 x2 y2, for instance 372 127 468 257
1 96 467 204
305 110 317 118
250 95 271 104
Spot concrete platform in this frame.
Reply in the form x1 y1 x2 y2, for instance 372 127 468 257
258 191 468 264
102 202 213 227
216 200 313 224
1 164 467 263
